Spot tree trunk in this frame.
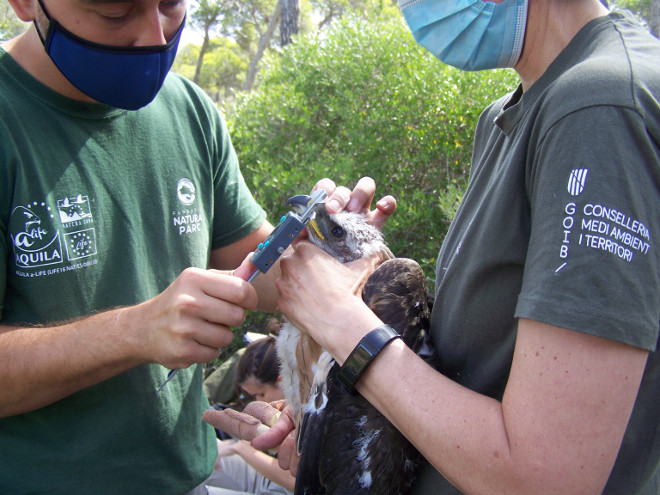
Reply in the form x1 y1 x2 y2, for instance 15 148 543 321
317 5 339 31
243 0 283 91
280 0 299 46
193 29 211 85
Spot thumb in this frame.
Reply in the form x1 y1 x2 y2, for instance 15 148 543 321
347 253 383 295
251 405 295 451
233 253 257 282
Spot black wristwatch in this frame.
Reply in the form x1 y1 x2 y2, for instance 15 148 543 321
337 324 401 393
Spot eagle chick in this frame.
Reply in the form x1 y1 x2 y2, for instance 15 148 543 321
277 195 434 495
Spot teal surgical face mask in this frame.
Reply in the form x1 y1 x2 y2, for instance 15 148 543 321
399 0 528 71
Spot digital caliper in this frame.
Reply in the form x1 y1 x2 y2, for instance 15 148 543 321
157 189 328 392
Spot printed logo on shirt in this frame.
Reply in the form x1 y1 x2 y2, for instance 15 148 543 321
9 194 98 277
567 168 588 196
172 177 204 236
177 178 196 206
554 170 652 273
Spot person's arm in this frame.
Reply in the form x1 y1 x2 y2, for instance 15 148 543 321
268 241 648 495
0 268 258 419
220 439 296 491
0 178 393 419
360 319 647 495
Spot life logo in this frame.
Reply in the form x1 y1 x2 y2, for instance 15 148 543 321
56 195 97 261
10 202 63 268
10 195 97 271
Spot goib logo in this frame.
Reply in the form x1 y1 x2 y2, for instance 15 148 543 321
567 168 588 196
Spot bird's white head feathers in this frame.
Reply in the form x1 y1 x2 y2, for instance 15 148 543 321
285 194 392 262
305 205 392 262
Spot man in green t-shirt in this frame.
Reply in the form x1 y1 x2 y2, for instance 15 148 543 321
0 1 395 493
258 1 660 494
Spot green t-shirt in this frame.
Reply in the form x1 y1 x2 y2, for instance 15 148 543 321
0 47 266 494
413 12 660 494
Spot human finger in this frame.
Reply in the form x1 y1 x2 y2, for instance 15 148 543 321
277 430 299 474
369 194 397 230
251 405 296 452
345 176 377 213
324 186 352 214
243 401 282 427
201 270 259 312
202 408 270 441
345 254 384 294
289 441 301 474
232 252 257 282
312 178 337 195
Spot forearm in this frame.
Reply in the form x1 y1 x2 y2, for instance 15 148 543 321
0 306 146 418
353 321 642 495
234 440 296 491
316 303 517 493
358 341 516 494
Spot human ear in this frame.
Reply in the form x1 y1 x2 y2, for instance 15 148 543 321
7 0 38 22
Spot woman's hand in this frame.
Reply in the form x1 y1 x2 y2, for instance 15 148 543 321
314 177 396 229
276 242 384 359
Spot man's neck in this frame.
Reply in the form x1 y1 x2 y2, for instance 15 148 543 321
2 26 95 102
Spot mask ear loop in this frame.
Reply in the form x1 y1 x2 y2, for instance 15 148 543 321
33 0 54 46
33 20 46 44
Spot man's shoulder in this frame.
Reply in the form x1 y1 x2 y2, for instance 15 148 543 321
159 72 214 107
148 72 228 133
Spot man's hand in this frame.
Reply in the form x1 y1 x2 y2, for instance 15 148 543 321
202 400 300 472
202 400 283 443
136 266 259 370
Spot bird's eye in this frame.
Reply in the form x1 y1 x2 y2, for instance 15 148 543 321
330 226 345 238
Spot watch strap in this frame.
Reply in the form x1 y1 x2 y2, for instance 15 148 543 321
337 324 401 393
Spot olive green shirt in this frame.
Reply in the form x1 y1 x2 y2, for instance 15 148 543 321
414 12 660 494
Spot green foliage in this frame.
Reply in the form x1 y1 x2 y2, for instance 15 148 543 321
613 0 652 19
173 38 248 108
228 14 519 286
0 4 26 41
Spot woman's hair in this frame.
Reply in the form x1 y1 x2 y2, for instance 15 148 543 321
236 335 280 387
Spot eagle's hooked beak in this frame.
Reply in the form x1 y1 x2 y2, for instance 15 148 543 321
285 194 326 241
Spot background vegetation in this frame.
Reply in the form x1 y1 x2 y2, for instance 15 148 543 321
216 12 520 362
230 14 519 282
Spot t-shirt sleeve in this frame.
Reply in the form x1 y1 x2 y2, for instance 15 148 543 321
516 105 660 351
209 114 266 250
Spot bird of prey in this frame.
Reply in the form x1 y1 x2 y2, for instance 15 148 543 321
277 195 435 495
